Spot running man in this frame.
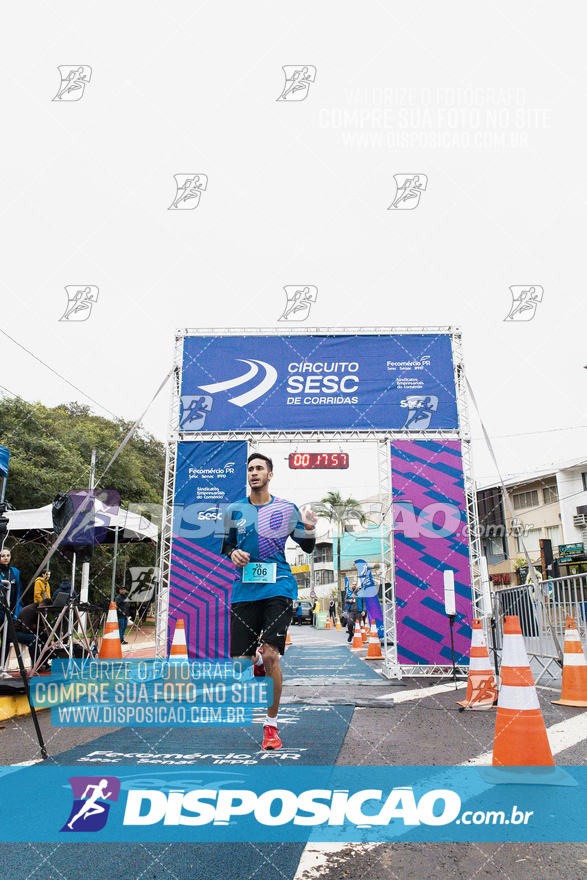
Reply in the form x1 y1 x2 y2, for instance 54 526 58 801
222 453 317 750
282 286 312 321
279 67 312 101
55 67 87 100
390 174 424 208
404 395 435 429
67 779 112 829
171 175 204 209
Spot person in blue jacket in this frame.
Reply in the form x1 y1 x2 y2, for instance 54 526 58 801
0 547 22 672
0 547 21 620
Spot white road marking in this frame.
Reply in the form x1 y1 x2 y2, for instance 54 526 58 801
379 682 466 702
294 843 371 879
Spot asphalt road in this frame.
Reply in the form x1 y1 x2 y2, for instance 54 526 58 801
2 625 586 880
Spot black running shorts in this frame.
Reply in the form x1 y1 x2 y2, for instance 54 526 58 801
230 596 293 657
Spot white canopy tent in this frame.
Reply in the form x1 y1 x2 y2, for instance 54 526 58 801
5 503 158 542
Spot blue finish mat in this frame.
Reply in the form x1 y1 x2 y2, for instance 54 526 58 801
47 704 353 767
282 644 383 680
12 651 360 880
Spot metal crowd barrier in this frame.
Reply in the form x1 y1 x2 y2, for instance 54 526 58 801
493 573 587 682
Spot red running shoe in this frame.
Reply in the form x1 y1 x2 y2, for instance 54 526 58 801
253 648 265 677
262 725 282 750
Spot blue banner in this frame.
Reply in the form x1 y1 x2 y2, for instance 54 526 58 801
355 559 384 638
170 441 248 658
0 445 8 479
180 334 457 432
0 765 584 842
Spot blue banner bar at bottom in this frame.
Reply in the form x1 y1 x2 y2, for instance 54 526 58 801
0 765 585 843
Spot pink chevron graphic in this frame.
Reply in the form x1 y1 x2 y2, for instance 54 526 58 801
170 540 234 658
391 441 473 667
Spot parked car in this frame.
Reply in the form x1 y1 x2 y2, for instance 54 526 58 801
292 600 313 625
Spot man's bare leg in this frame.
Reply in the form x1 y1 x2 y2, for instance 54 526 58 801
260 642 282 719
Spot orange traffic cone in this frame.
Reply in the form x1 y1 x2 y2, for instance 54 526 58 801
99 602 122 659
552 616 587 707
366 622 383 659
351 620 363 650
285 628 292 646
457 619 498 710
335 616 342 631
361 620 368 645
169 619 189 659
325 615 331 630
492 615 553 767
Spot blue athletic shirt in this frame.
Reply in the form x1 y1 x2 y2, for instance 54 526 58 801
221 496 316 602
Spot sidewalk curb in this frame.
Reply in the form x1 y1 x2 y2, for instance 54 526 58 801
0 693 46 721
0 641 158 722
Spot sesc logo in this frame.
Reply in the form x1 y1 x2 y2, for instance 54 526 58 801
198 507 223 522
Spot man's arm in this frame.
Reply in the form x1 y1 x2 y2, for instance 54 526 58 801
290 504 317 554
220 504 240 563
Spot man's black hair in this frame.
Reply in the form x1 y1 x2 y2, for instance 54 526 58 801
247 452 273 472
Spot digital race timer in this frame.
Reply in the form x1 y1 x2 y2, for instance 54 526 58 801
288 452 349 469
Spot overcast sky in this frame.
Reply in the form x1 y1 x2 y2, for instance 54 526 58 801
2 2 586 499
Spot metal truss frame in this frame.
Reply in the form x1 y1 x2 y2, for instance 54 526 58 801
159 327 481 678
155 346 182 658
452 329 484 632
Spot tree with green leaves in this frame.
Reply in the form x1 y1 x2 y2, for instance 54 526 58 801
311 491 368 596
0 396 165 606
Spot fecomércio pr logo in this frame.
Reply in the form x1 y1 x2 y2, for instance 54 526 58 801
61 776 121 832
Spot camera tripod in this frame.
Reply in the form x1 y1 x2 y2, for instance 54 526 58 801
0 588 48 760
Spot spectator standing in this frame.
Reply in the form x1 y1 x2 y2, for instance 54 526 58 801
346 581 364 643
115 586 131 645
0 548 21 621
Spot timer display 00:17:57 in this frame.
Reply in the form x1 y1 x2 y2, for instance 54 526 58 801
288 452 349 470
